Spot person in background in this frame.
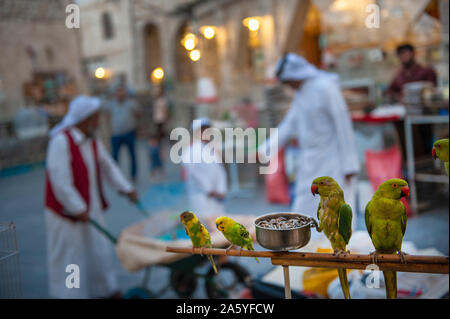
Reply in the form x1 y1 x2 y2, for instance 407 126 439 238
258 53 360 226
153 85 169 141
45 96 138 298
148 85 169 180
388 43 438 154
232 97 259 128
182 118 227 218
148 134 164 179
388 43 437 103
105 84 141 183
284 138 300 205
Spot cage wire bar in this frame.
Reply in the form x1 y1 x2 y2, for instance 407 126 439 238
0 222 23 298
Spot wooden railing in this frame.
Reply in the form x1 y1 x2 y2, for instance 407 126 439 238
166 246 449 299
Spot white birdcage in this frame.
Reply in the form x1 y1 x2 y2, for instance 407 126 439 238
0 222 23 298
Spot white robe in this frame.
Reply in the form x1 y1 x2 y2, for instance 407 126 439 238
45 128 133 298
260 76 360 223
182 141 227 218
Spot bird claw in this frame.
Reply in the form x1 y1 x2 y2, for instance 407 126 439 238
398 251 408 264
333 249 348 257
199 247 205 256
310 218 321 232
369 251 379 264
225 245 234 256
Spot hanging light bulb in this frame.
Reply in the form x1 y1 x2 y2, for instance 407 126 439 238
248 18 260 32
184 38 196 50
201 26 216 39
331 0 350 11
182 33 197 51
151 67 164 82
189 49 201 61
242 17 261 32
94 67 106 79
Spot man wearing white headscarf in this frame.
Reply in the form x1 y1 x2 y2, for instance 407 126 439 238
45 96 138 298
259 53 359 227
181 118 227 217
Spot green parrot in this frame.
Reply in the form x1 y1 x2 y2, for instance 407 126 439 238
311 176 353 299
365 178 410 299
215 216 259 262
432 138 449 175
180 211 218 274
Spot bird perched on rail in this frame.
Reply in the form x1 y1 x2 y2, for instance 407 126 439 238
365 178 409 299
215 216 259 262
311 176 353 299
180 211 218 274
432 138 449 176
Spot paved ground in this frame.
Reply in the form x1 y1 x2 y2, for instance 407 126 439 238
0 139 448 298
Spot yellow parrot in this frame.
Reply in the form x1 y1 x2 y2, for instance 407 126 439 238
180 211 218 274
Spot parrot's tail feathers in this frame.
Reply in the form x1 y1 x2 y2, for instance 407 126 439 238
337 268 351 299
247 245 259 263
207 255 218 275
383 270 397 299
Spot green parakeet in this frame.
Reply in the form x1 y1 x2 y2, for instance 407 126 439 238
365 178 410 299
432 138 449 175
180 211 218 274
311 176 352 299
215 216 259 262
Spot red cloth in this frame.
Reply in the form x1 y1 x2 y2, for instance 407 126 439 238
92 139 109 210
232 103 259 128
388 62 437 102
352 114 400 123
265 149 290 205
365 146 412 217
45 130 108 221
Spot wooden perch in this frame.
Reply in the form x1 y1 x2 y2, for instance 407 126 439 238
165 246 449 274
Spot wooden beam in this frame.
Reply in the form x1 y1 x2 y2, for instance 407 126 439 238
165 246 450 274
271 258 449 274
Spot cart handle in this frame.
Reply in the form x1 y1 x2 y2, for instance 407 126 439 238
89 218 118 244
118 190 150 218
89 200 149 244
135 200 150 217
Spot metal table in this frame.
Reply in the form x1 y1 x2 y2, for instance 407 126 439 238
404 115 449 215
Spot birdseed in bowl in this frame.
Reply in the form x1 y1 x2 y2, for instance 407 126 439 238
256 215 310 230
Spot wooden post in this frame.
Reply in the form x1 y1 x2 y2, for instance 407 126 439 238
282 265 291 299
283 0 311 53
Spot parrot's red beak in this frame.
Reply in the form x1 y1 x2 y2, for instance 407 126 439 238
432 147 437 160
311 184 319 196
401 186 410 198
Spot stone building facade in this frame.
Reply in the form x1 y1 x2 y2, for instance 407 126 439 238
78 0 449 129
0 0 86 121
78 0 303 128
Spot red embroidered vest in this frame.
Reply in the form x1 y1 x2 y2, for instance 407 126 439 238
45 130 108 221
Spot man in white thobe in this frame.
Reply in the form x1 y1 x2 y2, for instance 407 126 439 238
259 53 360 225
182 118 227 218
45 96 138 298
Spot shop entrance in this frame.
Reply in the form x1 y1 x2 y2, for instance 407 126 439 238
144 23 162 84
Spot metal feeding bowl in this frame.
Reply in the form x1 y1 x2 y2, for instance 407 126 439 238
254 212 318 251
